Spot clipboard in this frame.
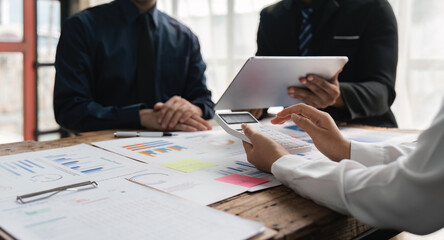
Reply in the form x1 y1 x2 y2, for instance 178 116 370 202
16 181 98 204
0 181 98 239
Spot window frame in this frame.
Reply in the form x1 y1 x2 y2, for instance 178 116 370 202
0 0 36 140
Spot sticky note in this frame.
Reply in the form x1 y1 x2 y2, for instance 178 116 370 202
162 158 218 173
215 174 269 188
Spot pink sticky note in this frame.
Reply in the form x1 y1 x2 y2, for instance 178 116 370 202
215 174 269 188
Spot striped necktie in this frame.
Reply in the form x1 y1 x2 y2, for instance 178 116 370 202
299 8 313 56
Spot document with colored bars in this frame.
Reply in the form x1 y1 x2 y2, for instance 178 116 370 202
92 128 287 205
93 123 419 206
0 144 147 199
0 178 264 240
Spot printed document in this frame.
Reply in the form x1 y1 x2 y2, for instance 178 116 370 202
0 178 264 240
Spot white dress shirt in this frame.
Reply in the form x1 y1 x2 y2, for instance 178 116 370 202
271 99 444 235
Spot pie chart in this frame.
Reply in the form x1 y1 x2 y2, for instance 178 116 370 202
30 174 63 182
130 173 169 186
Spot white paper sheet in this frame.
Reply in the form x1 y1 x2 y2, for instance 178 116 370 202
0 178 264 240
339 127 419 144
265 120 419 145
0 144 147 199
92 124 418 203
92 130 282 201
125 166 246 205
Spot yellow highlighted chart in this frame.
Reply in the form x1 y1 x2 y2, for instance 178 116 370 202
162 158 218 173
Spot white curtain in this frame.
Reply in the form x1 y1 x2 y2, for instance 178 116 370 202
90 0 444 130
157 0 277 102
387 0 444 129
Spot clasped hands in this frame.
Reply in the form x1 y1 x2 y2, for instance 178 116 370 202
140 96 211 132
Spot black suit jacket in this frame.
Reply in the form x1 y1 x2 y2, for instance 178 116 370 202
257 0 398 127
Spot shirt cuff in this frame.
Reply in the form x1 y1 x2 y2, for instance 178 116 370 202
193 102 215 120
116 103 145 129
338 82 357 120
350 141 385 167
271 154 310 185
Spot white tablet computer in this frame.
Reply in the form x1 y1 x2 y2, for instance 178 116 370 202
215 56 349 110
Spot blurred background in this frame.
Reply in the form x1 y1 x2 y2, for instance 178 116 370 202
0 0 443 144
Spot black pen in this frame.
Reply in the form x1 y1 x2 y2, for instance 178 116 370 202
114 131 175 138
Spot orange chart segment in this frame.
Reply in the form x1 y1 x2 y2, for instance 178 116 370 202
131 142 186 158
122 140 174 151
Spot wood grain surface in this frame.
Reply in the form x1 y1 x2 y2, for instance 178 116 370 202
0 130 372 239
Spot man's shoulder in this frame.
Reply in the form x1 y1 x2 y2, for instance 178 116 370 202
157 11 195 37
338 0 395 19
66 2 118 26
339 0 392 8
260 0 291 19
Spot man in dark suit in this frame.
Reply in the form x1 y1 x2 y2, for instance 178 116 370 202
257 0 398 127
54 0 213 132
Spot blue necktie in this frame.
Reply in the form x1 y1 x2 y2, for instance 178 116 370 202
299 8 313 56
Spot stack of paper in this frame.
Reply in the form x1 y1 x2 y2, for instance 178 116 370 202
0 179 264 240
0 144 147 199
92 129 282 205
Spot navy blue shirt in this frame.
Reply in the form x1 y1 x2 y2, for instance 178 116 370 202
54 0 214 132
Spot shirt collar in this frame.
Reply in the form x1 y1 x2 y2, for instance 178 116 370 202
147 4 159 29
117 0 159 28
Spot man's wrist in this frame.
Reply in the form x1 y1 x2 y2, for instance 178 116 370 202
193 104 203 117
332 94 345 108
139 109 154 129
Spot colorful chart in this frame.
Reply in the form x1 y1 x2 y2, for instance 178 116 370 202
122 140 174 151
217 161 258 176
138 145 186 157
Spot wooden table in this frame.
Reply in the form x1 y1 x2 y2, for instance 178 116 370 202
0 130 374 240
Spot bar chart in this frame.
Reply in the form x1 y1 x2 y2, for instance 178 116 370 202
217 161 266 178
122 140 174 151
44 154 124 175
0 159 45 177
122 140 187 158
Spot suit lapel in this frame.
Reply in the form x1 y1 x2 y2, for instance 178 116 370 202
281 0 300 54
315 0 339 36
